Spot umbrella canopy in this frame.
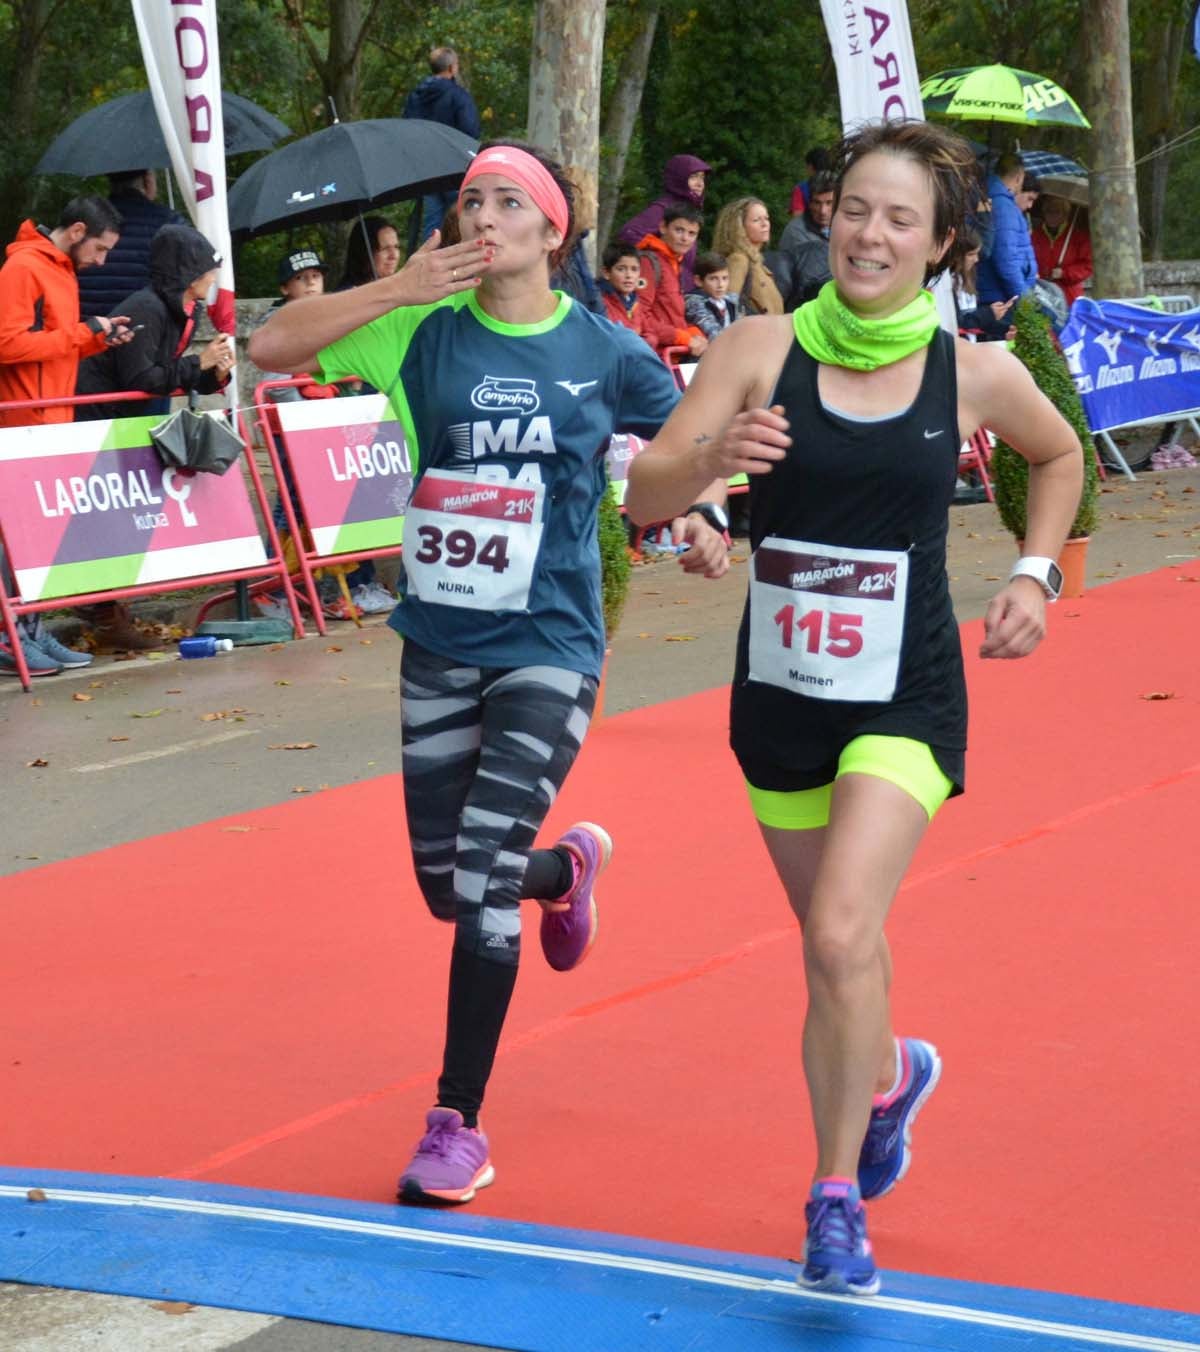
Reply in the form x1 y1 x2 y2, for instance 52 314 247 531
1015 149 1087 179
36 91 290 177
227 119 477 239
920 65 1090 129
1036 173 1089 207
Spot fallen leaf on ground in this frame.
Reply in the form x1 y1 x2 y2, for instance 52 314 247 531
151 1301 194 1316
337 675 349 683
673 599 690 605
983 575 1001 582
72 692 93 702
359 638 373 645
637 632 653 638
1141 691 1175 700
1155 531 1172 537
26 1188 46 1202
324 645 343 653
26 758 48 768
268 643 285 651
291 785 312 794
166 688 182 694
275 679 292 687
223 826 252 833
665 635 697 642
108 735 130 743
268 742 318 751
130 709 164 718
88 680 105 689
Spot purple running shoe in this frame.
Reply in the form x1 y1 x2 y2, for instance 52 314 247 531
539 821 611 972
799 1178 880 1296
858 1037 942 1201
397 1108 494 1204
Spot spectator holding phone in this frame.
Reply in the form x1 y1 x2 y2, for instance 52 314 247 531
75 224 233 421
0 195 132 428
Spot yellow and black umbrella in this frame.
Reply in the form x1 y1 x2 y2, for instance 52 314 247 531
920 64 1090 129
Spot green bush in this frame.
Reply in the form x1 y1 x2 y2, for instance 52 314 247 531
990 295 1098 540
597 481 631 641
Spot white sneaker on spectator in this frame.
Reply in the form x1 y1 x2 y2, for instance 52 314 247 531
351 582 395 614
255 594 293 622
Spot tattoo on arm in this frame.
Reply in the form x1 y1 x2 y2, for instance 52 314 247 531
693 433 712 447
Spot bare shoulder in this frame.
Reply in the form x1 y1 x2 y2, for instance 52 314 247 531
701 314 793 402
955 335 1027 395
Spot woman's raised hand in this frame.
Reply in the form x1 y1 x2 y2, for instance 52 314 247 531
391 233 495 306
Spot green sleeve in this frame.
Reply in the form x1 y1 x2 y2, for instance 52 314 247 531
315 301 439 393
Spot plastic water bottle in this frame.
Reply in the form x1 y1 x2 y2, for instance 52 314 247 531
642 525 690 556
178 636 234 659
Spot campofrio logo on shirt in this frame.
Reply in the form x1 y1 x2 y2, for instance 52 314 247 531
470 376 541 415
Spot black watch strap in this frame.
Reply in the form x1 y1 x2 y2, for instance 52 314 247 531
685 501 729 533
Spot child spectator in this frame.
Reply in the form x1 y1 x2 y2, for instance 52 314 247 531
685 251 742 340
636 202 708 360
256 249 392 620
597 242 649 343
618 153 710 293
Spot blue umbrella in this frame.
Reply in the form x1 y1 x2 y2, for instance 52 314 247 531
1014 149 1087 179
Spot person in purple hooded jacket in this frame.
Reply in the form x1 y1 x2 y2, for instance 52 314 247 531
618 154 710 293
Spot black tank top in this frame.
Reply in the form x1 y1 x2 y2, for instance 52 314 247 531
730 328 967 793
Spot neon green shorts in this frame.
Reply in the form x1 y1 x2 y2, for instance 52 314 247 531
745 735 954 830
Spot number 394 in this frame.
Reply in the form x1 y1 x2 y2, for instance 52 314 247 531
773 604 863 657
414 526 510 573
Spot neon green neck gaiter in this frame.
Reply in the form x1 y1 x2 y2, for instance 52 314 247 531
793 280 939 371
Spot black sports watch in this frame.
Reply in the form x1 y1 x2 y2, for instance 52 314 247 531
684 502 729 534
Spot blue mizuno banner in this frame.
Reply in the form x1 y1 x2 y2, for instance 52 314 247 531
1059 299 1200 432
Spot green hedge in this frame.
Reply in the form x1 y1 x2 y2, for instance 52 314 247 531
990 295 1098 540
598 481 631 641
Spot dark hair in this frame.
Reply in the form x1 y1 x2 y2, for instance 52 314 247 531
828 119 978 282
473 139 577 272
956 226 982 293
601 241 639 270
806 147 830 173
994 151 1024 180
1021 173 1040 194
809 171 837 199
429 45 457 74
339 216 397 288
108 170 149 194
438 205 461 247
57 194 122 238
661 200 703 227
693 250 729 279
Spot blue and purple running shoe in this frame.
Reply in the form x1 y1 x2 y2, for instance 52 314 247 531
540 821 611 972
858 1036 942 1201
799 1178 880 1296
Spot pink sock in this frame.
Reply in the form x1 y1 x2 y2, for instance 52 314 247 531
873 1039 908 1108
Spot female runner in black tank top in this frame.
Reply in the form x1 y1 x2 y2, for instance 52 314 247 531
626 121 1083 1297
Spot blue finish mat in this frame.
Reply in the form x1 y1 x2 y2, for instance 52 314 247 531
2 1169 1197 1351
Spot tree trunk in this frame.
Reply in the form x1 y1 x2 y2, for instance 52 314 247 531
1139 4 1188 261
327 0 365 123
528 0 607 269
1083 0 1143 297
596 1 662 257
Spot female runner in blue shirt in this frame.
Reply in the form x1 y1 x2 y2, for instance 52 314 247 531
626 120 1083 1296
251 141 728 1206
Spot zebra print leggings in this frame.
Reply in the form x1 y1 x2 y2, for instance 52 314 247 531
399 639 598 968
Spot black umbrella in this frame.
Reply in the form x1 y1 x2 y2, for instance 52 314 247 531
36 91 290 177
227 118 477 239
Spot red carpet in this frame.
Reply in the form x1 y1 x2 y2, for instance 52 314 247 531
3 565 1199 1313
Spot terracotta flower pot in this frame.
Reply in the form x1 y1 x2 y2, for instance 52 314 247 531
1016 536 1089 599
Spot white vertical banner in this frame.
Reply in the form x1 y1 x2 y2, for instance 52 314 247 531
818 0 923 128
131 0 236 337
818 1 958 332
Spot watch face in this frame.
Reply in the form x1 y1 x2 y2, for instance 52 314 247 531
1047 561 1064 595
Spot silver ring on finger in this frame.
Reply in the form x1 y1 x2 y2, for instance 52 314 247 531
452 268 458 282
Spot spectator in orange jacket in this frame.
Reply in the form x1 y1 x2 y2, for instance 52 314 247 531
0 196 133 428
1032 196 1092 307
637 202 707 360
596 242 651 346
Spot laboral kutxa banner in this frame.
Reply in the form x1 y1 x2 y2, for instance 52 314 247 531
0 418 265 601
272 394 414 555
1060 299 1200 432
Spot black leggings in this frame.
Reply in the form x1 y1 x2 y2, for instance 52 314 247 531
399 639 597 1120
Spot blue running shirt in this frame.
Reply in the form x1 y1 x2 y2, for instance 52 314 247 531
317 291 678 678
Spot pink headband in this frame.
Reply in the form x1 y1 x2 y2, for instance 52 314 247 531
459 146 570 239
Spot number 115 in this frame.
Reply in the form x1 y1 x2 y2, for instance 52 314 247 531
773 605 863 657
